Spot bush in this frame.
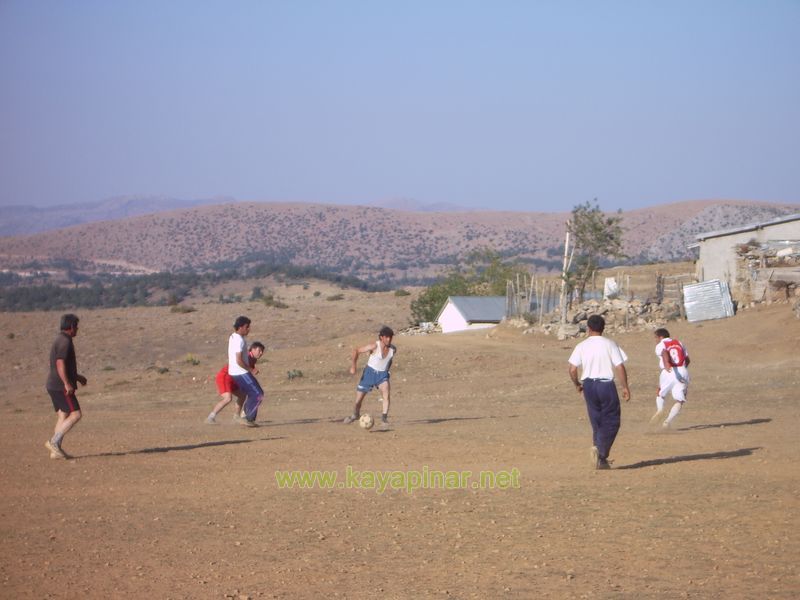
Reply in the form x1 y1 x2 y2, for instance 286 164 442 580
326 293 344 301
394 289 411 297
170 304 196 313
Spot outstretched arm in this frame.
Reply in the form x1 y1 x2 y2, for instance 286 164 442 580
350 342 377 375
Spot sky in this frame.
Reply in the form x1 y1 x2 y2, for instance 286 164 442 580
1 1 799 213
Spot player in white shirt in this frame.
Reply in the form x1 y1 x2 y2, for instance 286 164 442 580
568 315 631 470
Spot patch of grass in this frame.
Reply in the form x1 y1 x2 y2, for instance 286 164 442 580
170 304 196 313
102 365 116 371
262 294 289 309
287 369 304 380
6 332 14 339
326 293 345 301
185 354 200 366
394 289 411 297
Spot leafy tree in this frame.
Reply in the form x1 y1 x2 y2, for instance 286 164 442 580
567 200 626 302
410 249 526 323
410 271 470 323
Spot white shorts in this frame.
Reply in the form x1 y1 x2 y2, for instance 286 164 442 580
658 368 689 402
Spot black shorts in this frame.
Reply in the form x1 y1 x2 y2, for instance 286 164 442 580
47 389 81 414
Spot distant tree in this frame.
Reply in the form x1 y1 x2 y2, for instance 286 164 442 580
567 200 626 302
410 271 469 324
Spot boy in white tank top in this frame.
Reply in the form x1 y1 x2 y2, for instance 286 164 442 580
343 326 396 429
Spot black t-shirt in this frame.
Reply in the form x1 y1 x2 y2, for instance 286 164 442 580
46 332 77 390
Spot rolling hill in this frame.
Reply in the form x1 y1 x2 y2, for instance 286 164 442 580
0 199 796 284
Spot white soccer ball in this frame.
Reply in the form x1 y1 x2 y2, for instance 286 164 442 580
359 413 374 430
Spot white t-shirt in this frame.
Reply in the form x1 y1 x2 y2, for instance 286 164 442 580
568 335 628 381
228 332 248 376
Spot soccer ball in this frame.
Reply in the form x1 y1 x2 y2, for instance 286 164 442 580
359 413 374 430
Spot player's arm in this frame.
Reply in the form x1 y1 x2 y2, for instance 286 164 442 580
56 358 74 395
350 342 377 375
236 351 255 375
661 348 673 372
568 364 583 394
615 363 631 401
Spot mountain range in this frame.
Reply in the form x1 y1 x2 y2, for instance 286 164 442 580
0 198 797 284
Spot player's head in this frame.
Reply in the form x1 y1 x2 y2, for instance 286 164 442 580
233 316 251 331
249 341 265 358
586 315 605 334
654 328 670 339
60 313 80 332
378 326 394 340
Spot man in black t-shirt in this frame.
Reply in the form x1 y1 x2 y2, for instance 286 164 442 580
45 314 87 459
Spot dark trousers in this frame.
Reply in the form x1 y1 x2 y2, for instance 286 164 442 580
232 372 264 422
582 379 621 460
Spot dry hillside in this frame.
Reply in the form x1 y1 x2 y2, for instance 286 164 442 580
0 199 796 283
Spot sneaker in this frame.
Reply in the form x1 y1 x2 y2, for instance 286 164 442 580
45 440 66 460
243 419 258 428
596 458 611 470
343 414 358 424
590 446 599 468
232 413 241 422
380 416 390 430
650 409 665 424
661 421 670 429
205 415 217 425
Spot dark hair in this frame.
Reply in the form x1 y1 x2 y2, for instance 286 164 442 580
379 326 394 338
233 316 251 330
250 341 265 352
586 315 605 333
654 328 670 338
60 313 80 331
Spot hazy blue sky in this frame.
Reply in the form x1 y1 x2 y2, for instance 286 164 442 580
1 1 798 212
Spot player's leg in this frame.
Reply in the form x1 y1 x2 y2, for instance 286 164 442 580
208 392 232 424
46 390 81 458
663 381 687 427
344 390 368 424
239 374 264 424
652 371 674 423
377 380 390 428
233 389 246 420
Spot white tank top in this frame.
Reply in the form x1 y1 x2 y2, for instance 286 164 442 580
367 341 395 372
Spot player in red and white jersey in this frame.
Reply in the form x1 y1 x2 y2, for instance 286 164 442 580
652 328 691 428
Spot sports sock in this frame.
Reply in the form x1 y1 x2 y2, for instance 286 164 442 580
52 431 64 447
665 402 682 425
208 411 217 419
381 413 388 422
655 396 664 413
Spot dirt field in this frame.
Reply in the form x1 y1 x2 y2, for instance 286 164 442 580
1 282 798 599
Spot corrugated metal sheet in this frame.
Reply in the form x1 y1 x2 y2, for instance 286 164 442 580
683 280 735 322
445 296 507 323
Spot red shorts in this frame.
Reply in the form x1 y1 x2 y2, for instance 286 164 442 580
215 368 238 395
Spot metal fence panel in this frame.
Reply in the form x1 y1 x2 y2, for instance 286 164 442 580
683 280 735 322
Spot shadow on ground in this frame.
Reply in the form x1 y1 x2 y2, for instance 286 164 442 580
80 437 280 459
677 418 772 431
616 447 762 470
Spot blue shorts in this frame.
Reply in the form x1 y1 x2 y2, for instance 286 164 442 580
357 366 389 393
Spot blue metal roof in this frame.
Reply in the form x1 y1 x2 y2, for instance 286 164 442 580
438 296 507 323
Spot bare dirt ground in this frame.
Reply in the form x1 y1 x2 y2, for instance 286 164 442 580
1 281 798 599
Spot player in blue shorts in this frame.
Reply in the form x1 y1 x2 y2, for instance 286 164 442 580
343 326 396 429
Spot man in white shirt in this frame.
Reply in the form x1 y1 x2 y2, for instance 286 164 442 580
568 315 631 470
228 316 264 427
